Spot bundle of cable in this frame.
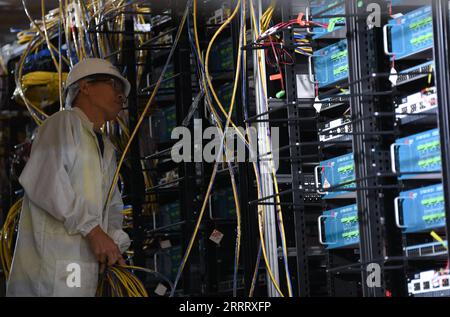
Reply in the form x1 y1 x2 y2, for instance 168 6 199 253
96 265 149 297
14 71 68 108
0 199 22 278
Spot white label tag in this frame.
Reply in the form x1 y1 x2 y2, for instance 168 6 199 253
154 283 167 296
389 67 398 86
160 240 172 249
323 177 331 189
313 96 322 113
209 229 224 245
135 23 152 32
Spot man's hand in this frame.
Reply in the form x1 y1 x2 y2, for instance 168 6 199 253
86 225 125 270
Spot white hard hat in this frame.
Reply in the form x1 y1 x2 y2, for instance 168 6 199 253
63 58 131 98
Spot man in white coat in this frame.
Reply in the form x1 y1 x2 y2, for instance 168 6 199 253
6 58 132 296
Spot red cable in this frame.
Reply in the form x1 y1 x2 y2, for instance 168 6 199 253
269 36 285 90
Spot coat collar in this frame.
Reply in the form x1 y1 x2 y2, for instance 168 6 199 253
71 107 95 133
71 107 115 164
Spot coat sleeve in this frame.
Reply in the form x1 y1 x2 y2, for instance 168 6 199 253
106 158 131 253
19 111 100 237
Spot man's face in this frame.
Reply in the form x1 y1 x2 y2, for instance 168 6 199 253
86 76 126 121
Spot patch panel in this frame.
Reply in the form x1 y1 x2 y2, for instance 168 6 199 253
157 245 183 281
149 12 172 28
207 4 230 25
211 187 237 219
217 83 236 117
209 37 234 73
313 39 348 88
218 276 245 293
154 33 172 46
309 0 346 39
391 128 441 180
408 270 450 297
315 153 356 199
395 87 437 124
385 6 433 60
319 117 352 143
404 241 448 258
151 105 177 142
394 61 434 86
302 174 321 202
395 183 446 233
150 64 175 90
318 92 350 112
157 202 181 228
158 169 179 187
319 204 359 249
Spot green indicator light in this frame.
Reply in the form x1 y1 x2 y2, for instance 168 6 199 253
342 182 356 189
333 65 349 76
421 196 444 206
409 17 432 30
328 17 345 32
328 1 339 9
276 90 286 99
418 156 441 168
343 230 359 238
423 213 445 222
341 216 358 224
410 32 433 46
417 140 440 151
338 164 354 173
331 50 347 61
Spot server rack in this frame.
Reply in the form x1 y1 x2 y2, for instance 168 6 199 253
3 0 450 298
283 0 450 297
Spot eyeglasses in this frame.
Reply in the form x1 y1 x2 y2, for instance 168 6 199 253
86 76 125 95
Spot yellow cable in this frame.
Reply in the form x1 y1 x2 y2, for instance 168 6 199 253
249 0 292 296
0 56 8 75
58 0 64 110
195 0 280 297
171 0 281 298
109 267 132 296
428 64 433 85
22 0 68 66
0 198 23 278
112 267 138 295
250 1 292 296
102 0 189 237
261 2 275 32
106 272 118 296
21 71 68 86
166 0 243 295
116 116 130 139
15 37 49 125
193 0 243 294
430 231 448 249
249 5 292 294
41 0 61 79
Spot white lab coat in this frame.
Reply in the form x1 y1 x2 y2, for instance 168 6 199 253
6 107 130 297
